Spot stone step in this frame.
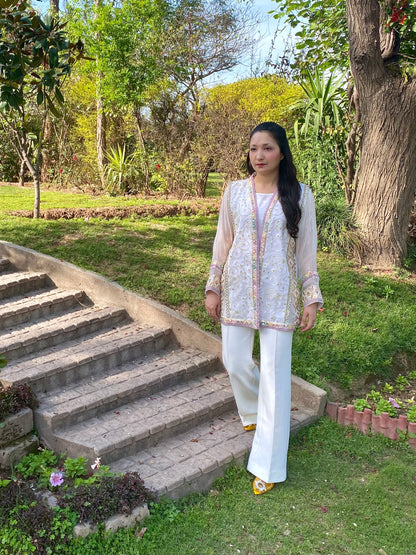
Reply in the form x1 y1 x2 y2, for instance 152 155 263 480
1 323 173 393
0 287 87 329
52 372 236 463
110 408 317 500
0 271 48 300
0 258 11 273
36 347 219 433
111 412 251 499
0 305 129 361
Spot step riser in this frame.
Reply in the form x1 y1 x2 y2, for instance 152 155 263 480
1 309 128 362
0 292 86 330
39 357 219 432
7 329 175 394
0 259 11 272
0 275 48 300
70 395 237 465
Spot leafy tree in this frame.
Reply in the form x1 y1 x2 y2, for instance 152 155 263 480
145 0 256 193
272 0 416 267
272 0 350 73
192 76 303 192
65 0 171 190
0 0 85 217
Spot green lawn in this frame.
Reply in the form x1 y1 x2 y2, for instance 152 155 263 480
0 183 414 392
65 420 416 555
0 184 415 555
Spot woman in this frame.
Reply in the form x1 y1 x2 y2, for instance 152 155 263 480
205 122 323 495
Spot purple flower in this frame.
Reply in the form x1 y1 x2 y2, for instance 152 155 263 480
50 472 64 487
388 397 399 408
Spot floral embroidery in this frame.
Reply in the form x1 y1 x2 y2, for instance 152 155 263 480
206 179 323 329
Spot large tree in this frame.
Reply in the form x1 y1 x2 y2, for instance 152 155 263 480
346 0 416 267
273 0 416 268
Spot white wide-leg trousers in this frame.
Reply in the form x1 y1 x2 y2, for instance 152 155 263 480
221 325 293 483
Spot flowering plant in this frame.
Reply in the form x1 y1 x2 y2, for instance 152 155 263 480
382 0 416 75
49 471 64 487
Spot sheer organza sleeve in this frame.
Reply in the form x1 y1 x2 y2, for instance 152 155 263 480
296 186 323 308
205 184 234 296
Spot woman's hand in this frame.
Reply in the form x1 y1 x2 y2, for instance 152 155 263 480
205 291 221 321
300 303 319 332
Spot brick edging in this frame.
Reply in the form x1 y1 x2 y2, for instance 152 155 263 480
326 402 416 449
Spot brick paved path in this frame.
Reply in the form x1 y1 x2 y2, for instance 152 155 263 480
0 253 324 499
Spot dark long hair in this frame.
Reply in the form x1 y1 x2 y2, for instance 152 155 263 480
246 122 301 239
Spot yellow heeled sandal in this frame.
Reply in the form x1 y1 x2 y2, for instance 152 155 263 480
252 477 274 495
243 424 257 431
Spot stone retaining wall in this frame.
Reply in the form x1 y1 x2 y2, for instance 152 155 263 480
0 408 39 469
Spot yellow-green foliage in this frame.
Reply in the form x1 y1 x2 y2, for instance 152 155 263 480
206 76 304 125
64 71 98 171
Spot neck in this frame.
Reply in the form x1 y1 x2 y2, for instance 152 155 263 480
252 173 279 193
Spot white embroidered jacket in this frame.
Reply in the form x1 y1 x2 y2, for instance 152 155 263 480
205 178 323 330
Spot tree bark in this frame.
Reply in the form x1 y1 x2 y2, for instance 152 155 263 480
94 0 107 188
346 0 416 267
50 0 59 13
19 158 25 187
41 112 51 182
135 109 150 193
96 75 107 188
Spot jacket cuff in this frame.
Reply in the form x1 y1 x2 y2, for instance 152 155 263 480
301 272 323 308
205 264 222 296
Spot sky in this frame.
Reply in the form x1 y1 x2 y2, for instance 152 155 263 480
210 0 290 85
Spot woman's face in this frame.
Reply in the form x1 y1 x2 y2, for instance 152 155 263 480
249 131 284 177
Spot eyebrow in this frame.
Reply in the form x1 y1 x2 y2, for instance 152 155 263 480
250 142 275 147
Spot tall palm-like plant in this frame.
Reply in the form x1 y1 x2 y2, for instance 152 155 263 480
105 145 134 195
291 68 358 203
292 68 347 141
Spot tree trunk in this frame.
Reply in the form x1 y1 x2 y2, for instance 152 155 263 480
96 76 107 188
135 109 150 192
196 160 212 197
19 158 25 187
41 112 51 182
50 0 59 13
94 0 107 189
346 0 416 268
33 171 41 218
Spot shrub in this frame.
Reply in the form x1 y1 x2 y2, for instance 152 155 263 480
315 197 363 255
57 472 153 523
0 384 38 420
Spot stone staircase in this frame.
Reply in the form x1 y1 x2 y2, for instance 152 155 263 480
0 242 326 499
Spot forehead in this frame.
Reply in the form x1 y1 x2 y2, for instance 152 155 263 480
249 131 278 146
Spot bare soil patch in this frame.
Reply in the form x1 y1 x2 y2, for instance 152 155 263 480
8 200 221 221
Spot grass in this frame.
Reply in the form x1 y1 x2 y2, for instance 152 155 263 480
0 183 415 554
0 184 414 394
63 419 416 555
